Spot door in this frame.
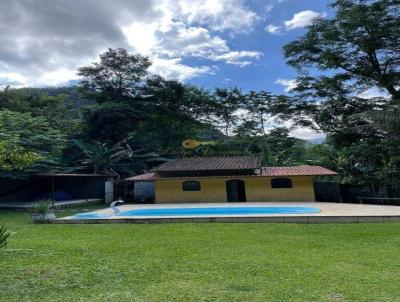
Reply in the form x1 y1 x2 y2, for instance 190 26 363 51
105 180 114 204
226 180 246 202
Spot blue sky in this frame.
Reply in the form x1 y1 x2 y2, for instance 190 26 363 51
189 0 333 94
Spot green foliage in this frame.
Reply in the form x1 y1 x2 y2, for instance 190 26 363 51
78 48 151 102
284 0 400 100
0 134 42 171
0 224 11 249
72 140 132 175
282 0 400 187
213 87 244 138
0 86 83 137
81 102 142 142
32 199 54 214
0 110 67 176
354 105 400 134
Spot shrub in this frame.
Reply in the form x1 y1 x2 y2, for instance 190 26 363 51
0 225 11 249
33 199 54 214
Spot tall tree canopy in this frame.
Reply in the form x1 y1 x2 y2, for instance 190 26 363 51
78 48 151 102
284 0 400 102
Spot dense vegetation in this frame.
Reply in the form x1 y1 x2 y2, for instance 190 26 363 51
0 0 399 194
1 208 400 301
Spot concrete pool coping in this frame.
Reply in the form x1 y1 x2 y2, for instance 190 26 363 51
54 202 400 224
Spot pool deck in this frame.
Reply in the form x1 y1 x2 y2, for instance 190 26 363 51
54 202 400 224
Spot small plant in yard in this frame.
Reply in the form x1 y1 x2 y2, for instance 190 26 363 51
0 224 11 249
32 199 56 223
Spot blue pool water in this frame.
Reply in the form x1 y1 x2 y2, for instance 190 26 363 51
74 206 320 219
74 213 112 219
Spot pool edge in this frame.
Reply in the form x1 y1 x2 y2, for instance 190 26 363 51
52 215 400 224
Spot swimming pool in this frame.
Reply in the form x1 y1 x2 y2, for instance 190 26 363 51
74 206 320 219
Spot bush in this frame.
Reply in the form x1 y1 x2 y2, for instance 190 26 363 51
33 199 54 214
0 225 11 249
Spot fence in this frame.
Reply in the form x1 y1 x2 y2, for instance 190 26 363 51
314 182 400 205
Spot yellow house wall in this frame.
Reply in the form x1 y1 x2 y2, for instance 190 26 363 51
155 176 315 203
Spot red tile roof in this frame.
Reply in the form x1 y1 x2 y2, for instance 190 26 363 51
126 165 337 181
151 156 262 172
261 166 337 177
125 172 156 181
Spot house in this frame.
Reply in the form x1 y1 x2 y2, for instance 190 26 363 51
125 156 337 203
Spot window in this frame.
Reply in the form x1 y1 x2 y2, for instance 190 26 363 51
271 178 292 189
182 181 201 191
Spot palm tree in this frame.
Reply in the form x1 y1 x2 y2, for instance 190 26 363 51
356 105 400 134
72 140 163 178
73 140 132 176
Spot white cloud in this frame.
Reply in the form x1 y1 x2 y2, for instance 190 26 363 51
149 58 215 81
211 51 262 67
0 0 261 86
123 14 262 79
289 127 325 140
153 22 230 58
265 24 282 35
0 72 28 88
284 10 326 30
264 4 274 13
176 0 260 34
275 78 298 92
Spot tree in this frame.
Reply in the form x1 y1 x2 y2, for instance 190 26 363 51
284 0 400 102
81 102 141 142
133 77 219 154
213 88 244 139
0 110 67 175
72 139 161 178
78 48 151 102
0 135 41 172
283 0 400 187
244 91 275 136
0 86 82 137
355 105 400 135
77 48 153 143
72 140 132 176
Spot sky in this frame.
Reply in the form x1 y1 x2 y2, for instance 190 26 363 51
0 0 336 139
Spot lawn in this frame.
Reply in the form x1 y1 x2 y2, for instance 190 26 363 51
1 207 400 302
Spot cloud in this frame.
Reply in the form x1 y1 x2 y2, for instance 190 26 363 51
266 10 326 35
289 127 325 140
211 51 262 67
265 24 282 35
275 78 298 92
153 22 230 58
284 10 326 30
176 0 260 34
264 4 274 13
149 58 215 81
0 0 260 86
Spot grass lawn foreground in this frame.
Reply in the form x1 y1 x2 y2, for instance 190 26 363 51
1 206 400 302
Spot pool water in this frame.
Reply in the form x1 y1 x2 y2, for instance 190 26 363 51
74 206 320 219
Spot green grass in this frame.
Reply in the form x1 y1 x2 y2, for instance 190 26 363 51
1 208 400 302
